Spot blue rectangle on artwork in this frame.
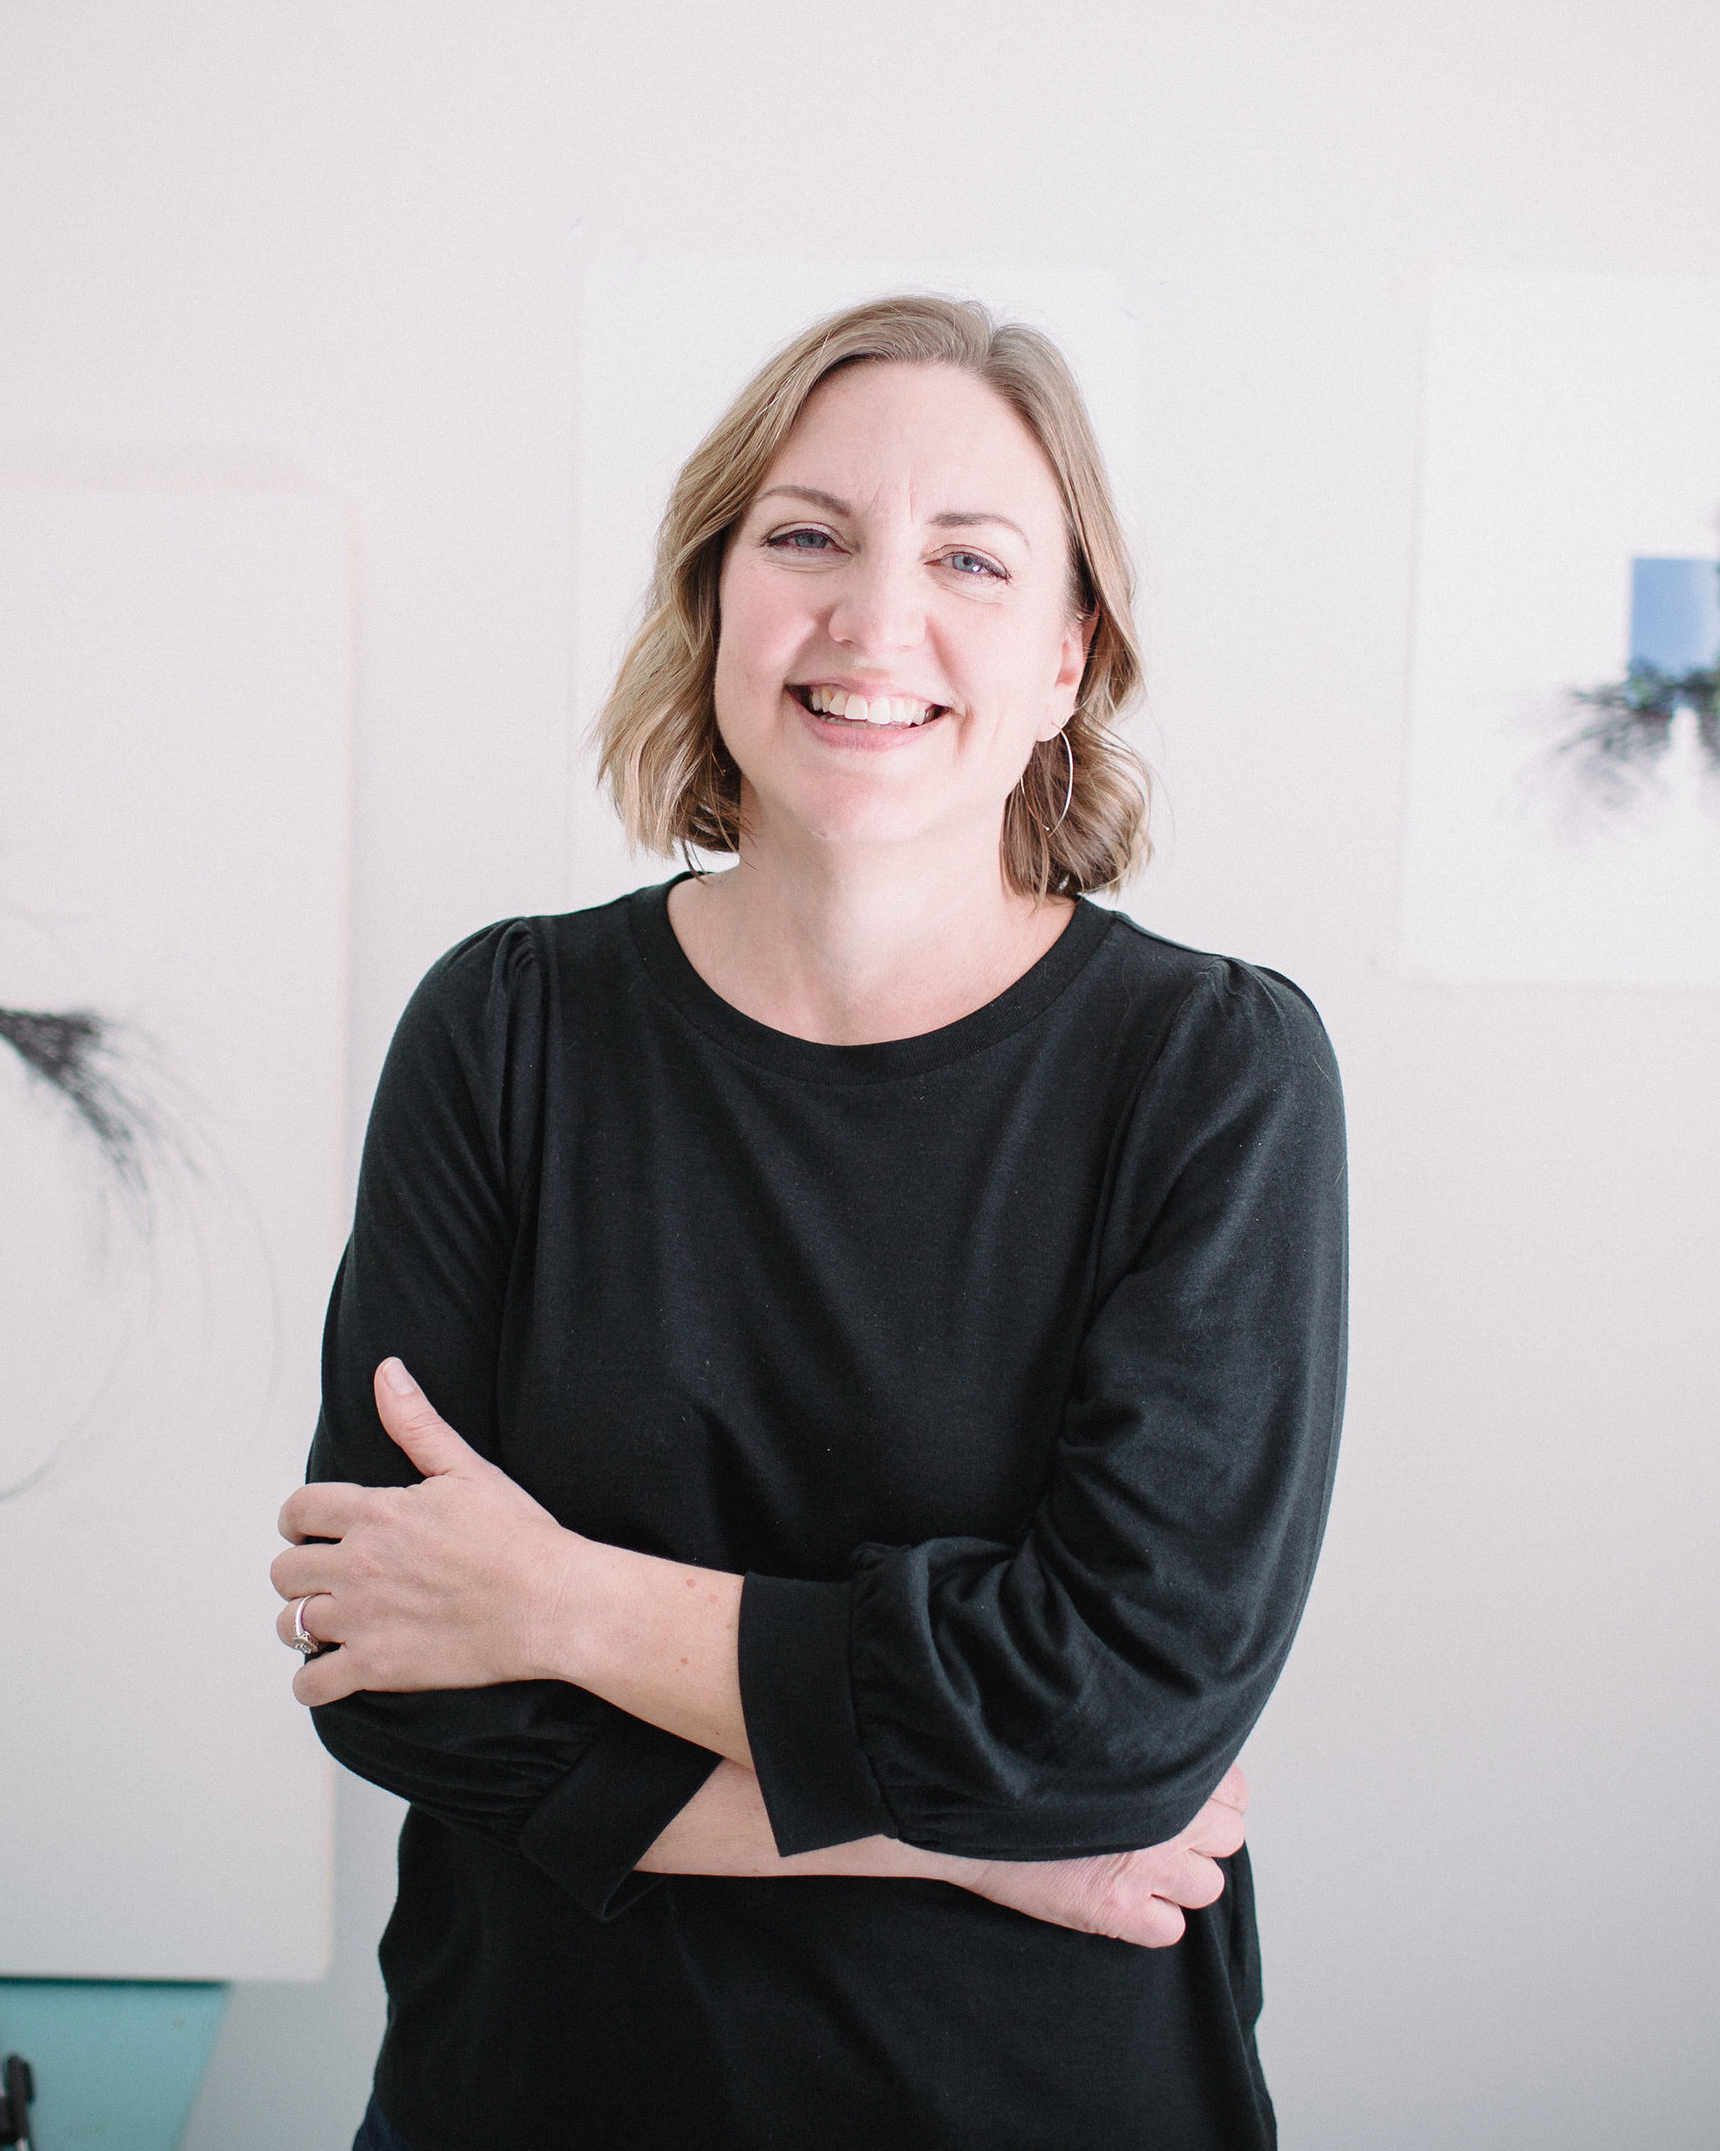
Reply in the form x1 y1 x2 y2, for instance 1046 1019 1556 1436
1629 557 1720 672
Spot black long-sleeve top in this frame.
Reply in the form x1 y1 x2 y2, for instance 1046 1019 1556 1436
308 880 1347 2151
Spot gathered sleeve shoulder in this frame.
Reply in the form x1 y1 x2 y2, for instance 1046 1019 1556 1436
739 958 1348 1860
307 921 719 1917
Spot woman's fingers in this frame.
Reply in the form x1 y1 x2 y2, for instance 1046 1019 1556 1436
1143 1902 1186 1946
269 1543 343 1602
1113 1844 1226 1915
951 1762 1251 1951
1163 1849 1226 1912
1180 1792 1247 1862
273 1590 343 1652
271 1377 573 1695
277 1480 388 1545
292 1642 362 1708
1088 1861 1190 1947
372 1360 486 1478
277 1366 489 1550
948 1829 1241 1948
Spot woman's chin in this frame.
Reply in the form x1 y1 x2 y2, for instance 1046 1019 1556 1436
754 793 977 858
731 720 1000 861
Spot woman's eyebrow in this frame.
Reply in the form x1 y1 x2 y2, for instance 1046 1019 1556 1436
757 484 851 515
930 509 1031 548
755 485 1031 547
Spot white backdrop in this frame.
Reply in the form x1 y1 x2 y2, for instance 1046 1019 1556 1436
0 6 1711 2148
0 491 345 1978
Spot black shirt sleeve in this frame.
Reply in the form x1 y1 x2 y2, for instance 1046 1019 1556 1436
738 962 1347 1860
306 924 719 1919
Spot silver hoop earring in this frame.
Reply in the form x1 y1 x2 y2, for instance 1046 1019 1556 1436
1041 730 1074 836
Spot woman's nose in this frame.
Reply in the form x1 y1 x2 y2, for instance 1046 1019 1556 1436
825 545 926 657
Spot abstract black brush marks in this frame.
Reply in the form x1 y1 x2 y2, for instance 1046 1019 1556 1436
1554 555 1720 807
0 1002 177 1503
0 1006 155 1210
0 993 286 1504
1556 659 1720 806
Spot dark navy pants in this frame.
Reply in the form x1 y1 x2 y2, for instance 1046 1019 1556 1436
352 2095 417 2151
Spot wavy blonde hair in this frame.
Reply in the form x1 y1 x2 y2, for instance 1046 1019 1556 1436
593 293 1150 897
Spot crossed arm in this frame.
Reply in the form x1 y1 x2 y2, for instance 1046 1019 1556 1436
274 1358 1247 1949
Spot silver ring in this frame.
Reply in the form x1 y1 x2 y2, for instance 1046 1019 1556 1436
288 1595 323 1658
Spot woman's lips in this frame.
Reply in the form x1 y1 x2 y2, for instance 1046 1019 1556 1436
789 683 945 730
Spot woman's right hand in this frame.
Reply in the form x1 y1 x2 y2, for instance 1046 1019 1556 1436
937 1766 1248 1948
638 1755 1248 1951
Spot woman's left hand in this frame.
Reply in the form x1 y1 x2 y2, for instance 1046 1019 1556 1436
272 1359 576 1706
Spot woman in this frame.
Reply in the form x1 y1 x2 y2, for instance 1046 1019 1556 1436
273 296 1347 2150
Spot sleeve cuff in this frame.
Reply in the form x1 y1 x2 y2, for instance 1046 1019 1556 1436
739 1573 894 1856
518 1710 721 1921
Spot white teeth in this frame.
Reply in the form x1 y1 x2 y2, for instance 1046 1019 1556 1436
805 686 936 727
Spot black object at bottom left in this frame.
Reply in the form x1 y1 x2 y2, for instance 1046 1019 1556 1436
0 2054 36 2150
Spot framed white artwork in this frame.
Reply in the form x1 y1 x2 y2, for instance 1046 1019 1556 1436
0 489 349 1977
1400 270 1720 989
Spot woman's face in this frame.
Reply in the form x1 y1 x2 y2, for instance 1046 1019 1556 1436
714 362 1089 863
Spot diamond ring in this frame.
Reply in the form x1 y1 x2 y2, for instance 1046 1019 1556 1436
288 1595 324 1658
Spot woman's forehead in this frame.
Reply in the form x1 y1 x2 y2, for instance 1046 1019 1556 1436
762 363 1065 528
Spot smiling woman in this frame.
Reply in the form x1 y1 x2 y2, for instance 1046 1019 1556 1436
598 295 1148 906
282 295 1347 2151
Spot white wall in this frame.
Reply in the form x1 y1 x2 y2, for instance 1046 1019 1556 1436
1 4 1713 2144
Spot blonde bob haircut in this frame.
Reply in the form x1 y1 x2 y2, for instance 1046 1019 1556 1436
594 293 1151 897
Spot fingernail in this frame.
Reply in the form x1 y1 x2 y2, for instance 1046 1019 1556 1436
381 1358 417 1396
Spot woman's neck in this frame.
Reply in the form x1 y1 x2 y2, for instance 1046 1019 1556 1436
665 829 1074 1047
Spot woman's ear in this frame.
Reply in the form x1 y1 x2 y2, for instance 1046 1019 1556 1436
1047 610 1096 728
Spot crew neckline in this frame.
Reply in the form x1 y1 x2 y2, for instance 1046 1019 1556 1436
627 874 1115 1085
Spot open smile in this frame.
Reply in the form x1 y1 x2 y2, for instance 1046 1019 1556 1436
788 683 947 730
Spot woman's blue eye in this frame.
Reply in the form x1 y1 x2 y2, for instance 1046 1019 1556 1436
766 530 1003 579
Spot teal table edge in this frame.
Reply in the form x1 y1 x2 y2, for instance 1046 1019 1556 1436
0 1980 229 2150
